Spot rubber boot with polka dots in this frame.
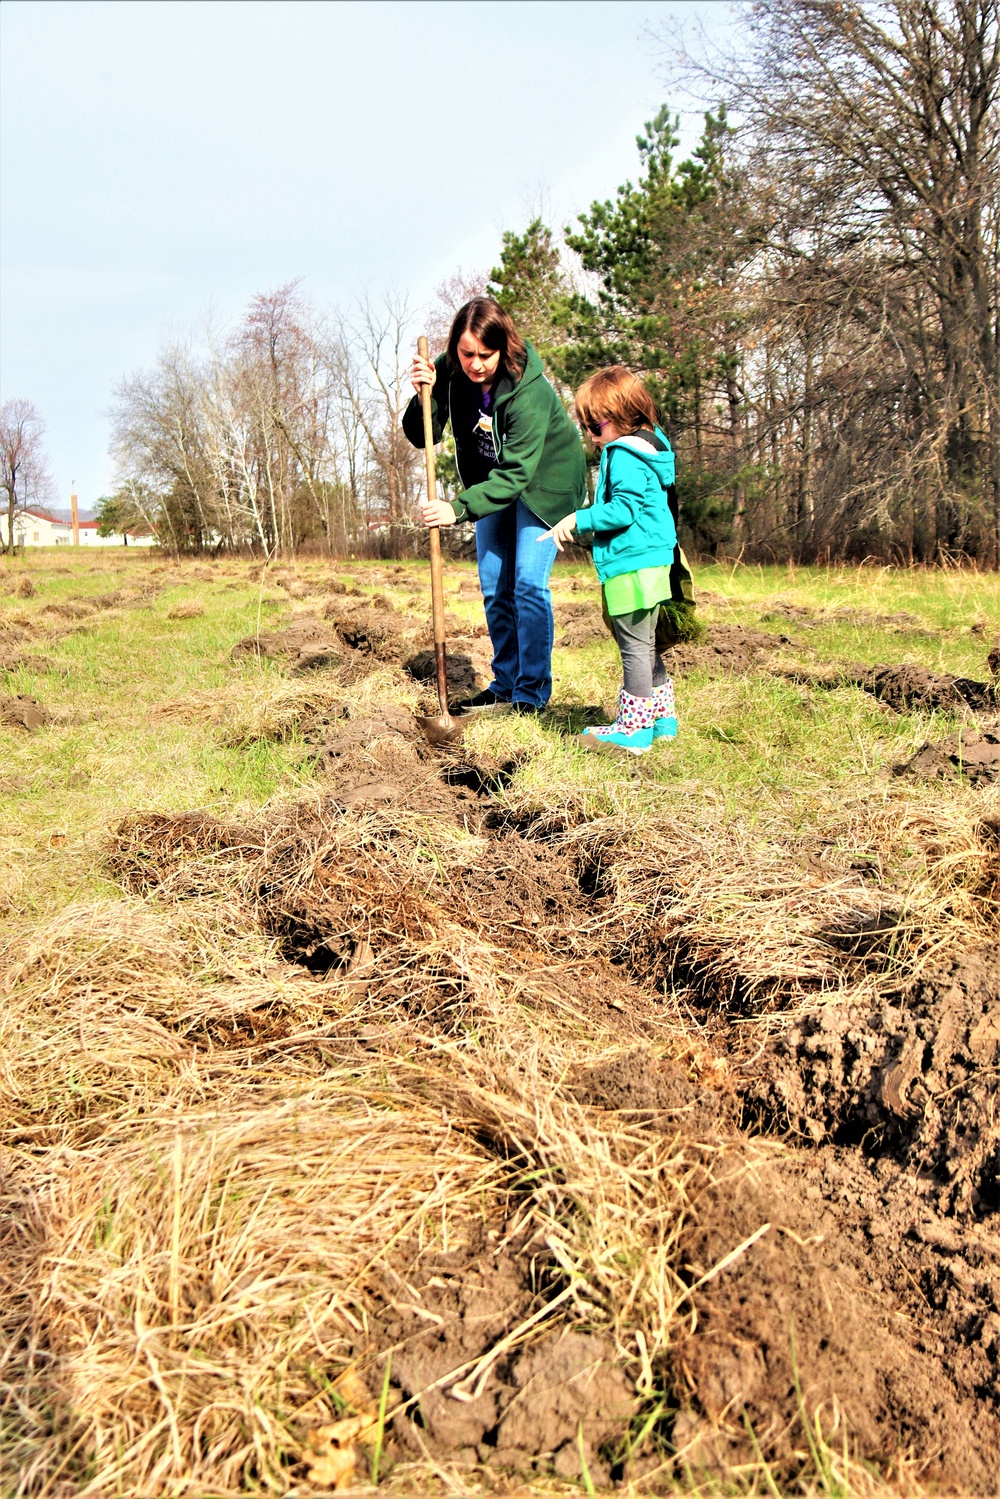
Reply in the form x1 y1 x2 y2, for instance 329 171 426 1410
652 679 678 740
578 689 655 756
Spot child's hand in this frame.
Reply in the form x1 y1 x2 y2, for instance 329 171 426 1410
539 514 579 552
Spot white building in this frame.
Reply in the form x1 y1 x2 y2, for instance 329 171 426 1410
0 507 156 548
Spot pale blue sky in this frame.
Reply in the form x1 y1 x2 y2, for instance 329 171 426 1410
0 0 732 509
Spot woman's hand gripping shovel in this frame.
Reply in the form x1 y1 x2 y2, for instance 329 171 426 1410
414 336 464 747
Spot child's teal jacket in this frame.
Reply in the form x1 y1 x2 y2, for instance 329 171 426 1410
574 428 677 582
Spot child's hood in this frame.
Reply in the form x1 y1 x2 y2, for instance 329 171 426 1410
601 427 675 488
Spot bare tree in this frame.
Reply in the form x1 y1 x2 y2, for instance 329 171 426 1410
0 400 56 555
658 0 1000 561
332 292 422 549
111 341 218 551
424 268 489 355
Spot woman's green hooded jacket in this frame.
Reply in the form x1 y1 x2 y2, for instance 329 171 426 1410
401 341 587 526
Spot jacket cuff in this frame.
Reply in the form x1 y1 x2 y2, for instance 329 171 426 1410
450 496 471 522
574 508 594 535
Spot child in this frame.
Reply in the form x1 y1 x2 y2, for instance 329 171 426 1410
543 366 678 754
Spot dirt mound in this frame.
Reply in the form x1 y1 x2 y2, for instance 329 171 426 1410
0 575 36 598
107 776 661 1040
274 576 310 599
3 653 60 676
40 600 96 620
403 647 479 698
866 663 997 712
779 660 999 713
324 603 406 659
230 616 343 672
717 948 1000 1481
1 692 50 731
554 600 607 648
745 950 1000 1216
762 602 929 632
306 727 484 825
894 729 1000 784
453 832 589 946
675 1157 1000 1491
570 1049 737 1136
664 623 792 675
364 1230 636 1487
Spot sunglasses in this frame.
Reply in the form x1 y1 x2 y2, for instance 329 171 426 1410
583 419 610 437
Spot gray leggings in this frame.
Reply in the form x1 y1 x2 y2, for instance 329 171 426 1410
609 607 668 698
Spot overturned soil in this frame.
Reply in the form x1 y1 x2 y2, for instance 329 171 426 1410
762 600 932 633
659 616 1000 725
1 692 51 731
403 647 479 698
894 729 1000 785
663 623 794 676
782 660 999 714
104 734 1000 1492
231 594 488 696
864 663 997 713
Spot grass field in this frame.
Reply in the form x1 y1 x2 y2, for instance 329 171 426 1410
2 548 998 1498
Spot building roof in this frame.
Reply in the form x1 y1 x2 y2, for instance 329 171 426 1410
20 507 70 525
20 507 98 528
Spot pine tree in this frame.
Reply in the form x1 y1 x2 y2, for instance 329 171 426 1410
552 107 754 550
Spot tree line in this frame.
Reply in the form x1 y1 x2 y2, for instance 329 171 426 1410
509 0 998 566
15 0 993 565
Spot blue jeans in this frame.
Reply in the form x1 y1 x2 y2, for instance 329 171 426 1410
475 499 557 707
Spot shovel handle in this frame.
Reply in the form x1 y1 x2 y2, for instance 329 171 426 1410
418 335 449 716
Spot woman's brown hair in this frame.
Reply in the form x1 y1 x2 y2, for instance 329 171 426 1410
447 298 527 383
575 366 659 435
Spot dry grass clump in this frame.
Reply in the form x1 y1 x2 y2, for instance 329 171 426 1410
150 676 353 746
2 1073 508 1497
520 784 998 1020
165 601 206 620
1 791 737 1495
1 895 299 1140
0 845 710 1494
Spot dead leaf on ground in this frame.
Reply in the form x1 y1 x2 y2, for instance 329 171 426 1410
303 1413 379 1489
303 1440 357 1490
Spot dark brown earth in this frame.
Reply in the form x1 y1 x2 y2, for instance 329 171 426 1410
864 663 998 713
894 729 1000 784
403 647 479 698
780 660 999 713
231 595 488 697
1 692 50 730
663 624 794 675
231 615 346 672
744 951 1000 1217
655 620 1000 723
381 1237 636 1489
762 601 931 633
554 599 608 648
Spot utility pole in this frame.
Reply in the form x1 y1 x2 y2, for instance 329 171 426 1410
70 484 79 546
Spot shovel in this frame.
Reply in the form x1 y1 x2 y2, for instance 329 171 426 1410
413 335 463 747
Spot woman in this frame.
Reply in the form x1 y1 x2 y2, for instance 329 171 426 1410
402 298 587 715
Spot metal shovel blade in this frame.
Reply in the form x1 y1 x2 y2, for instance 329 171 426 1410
415 709 464 746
